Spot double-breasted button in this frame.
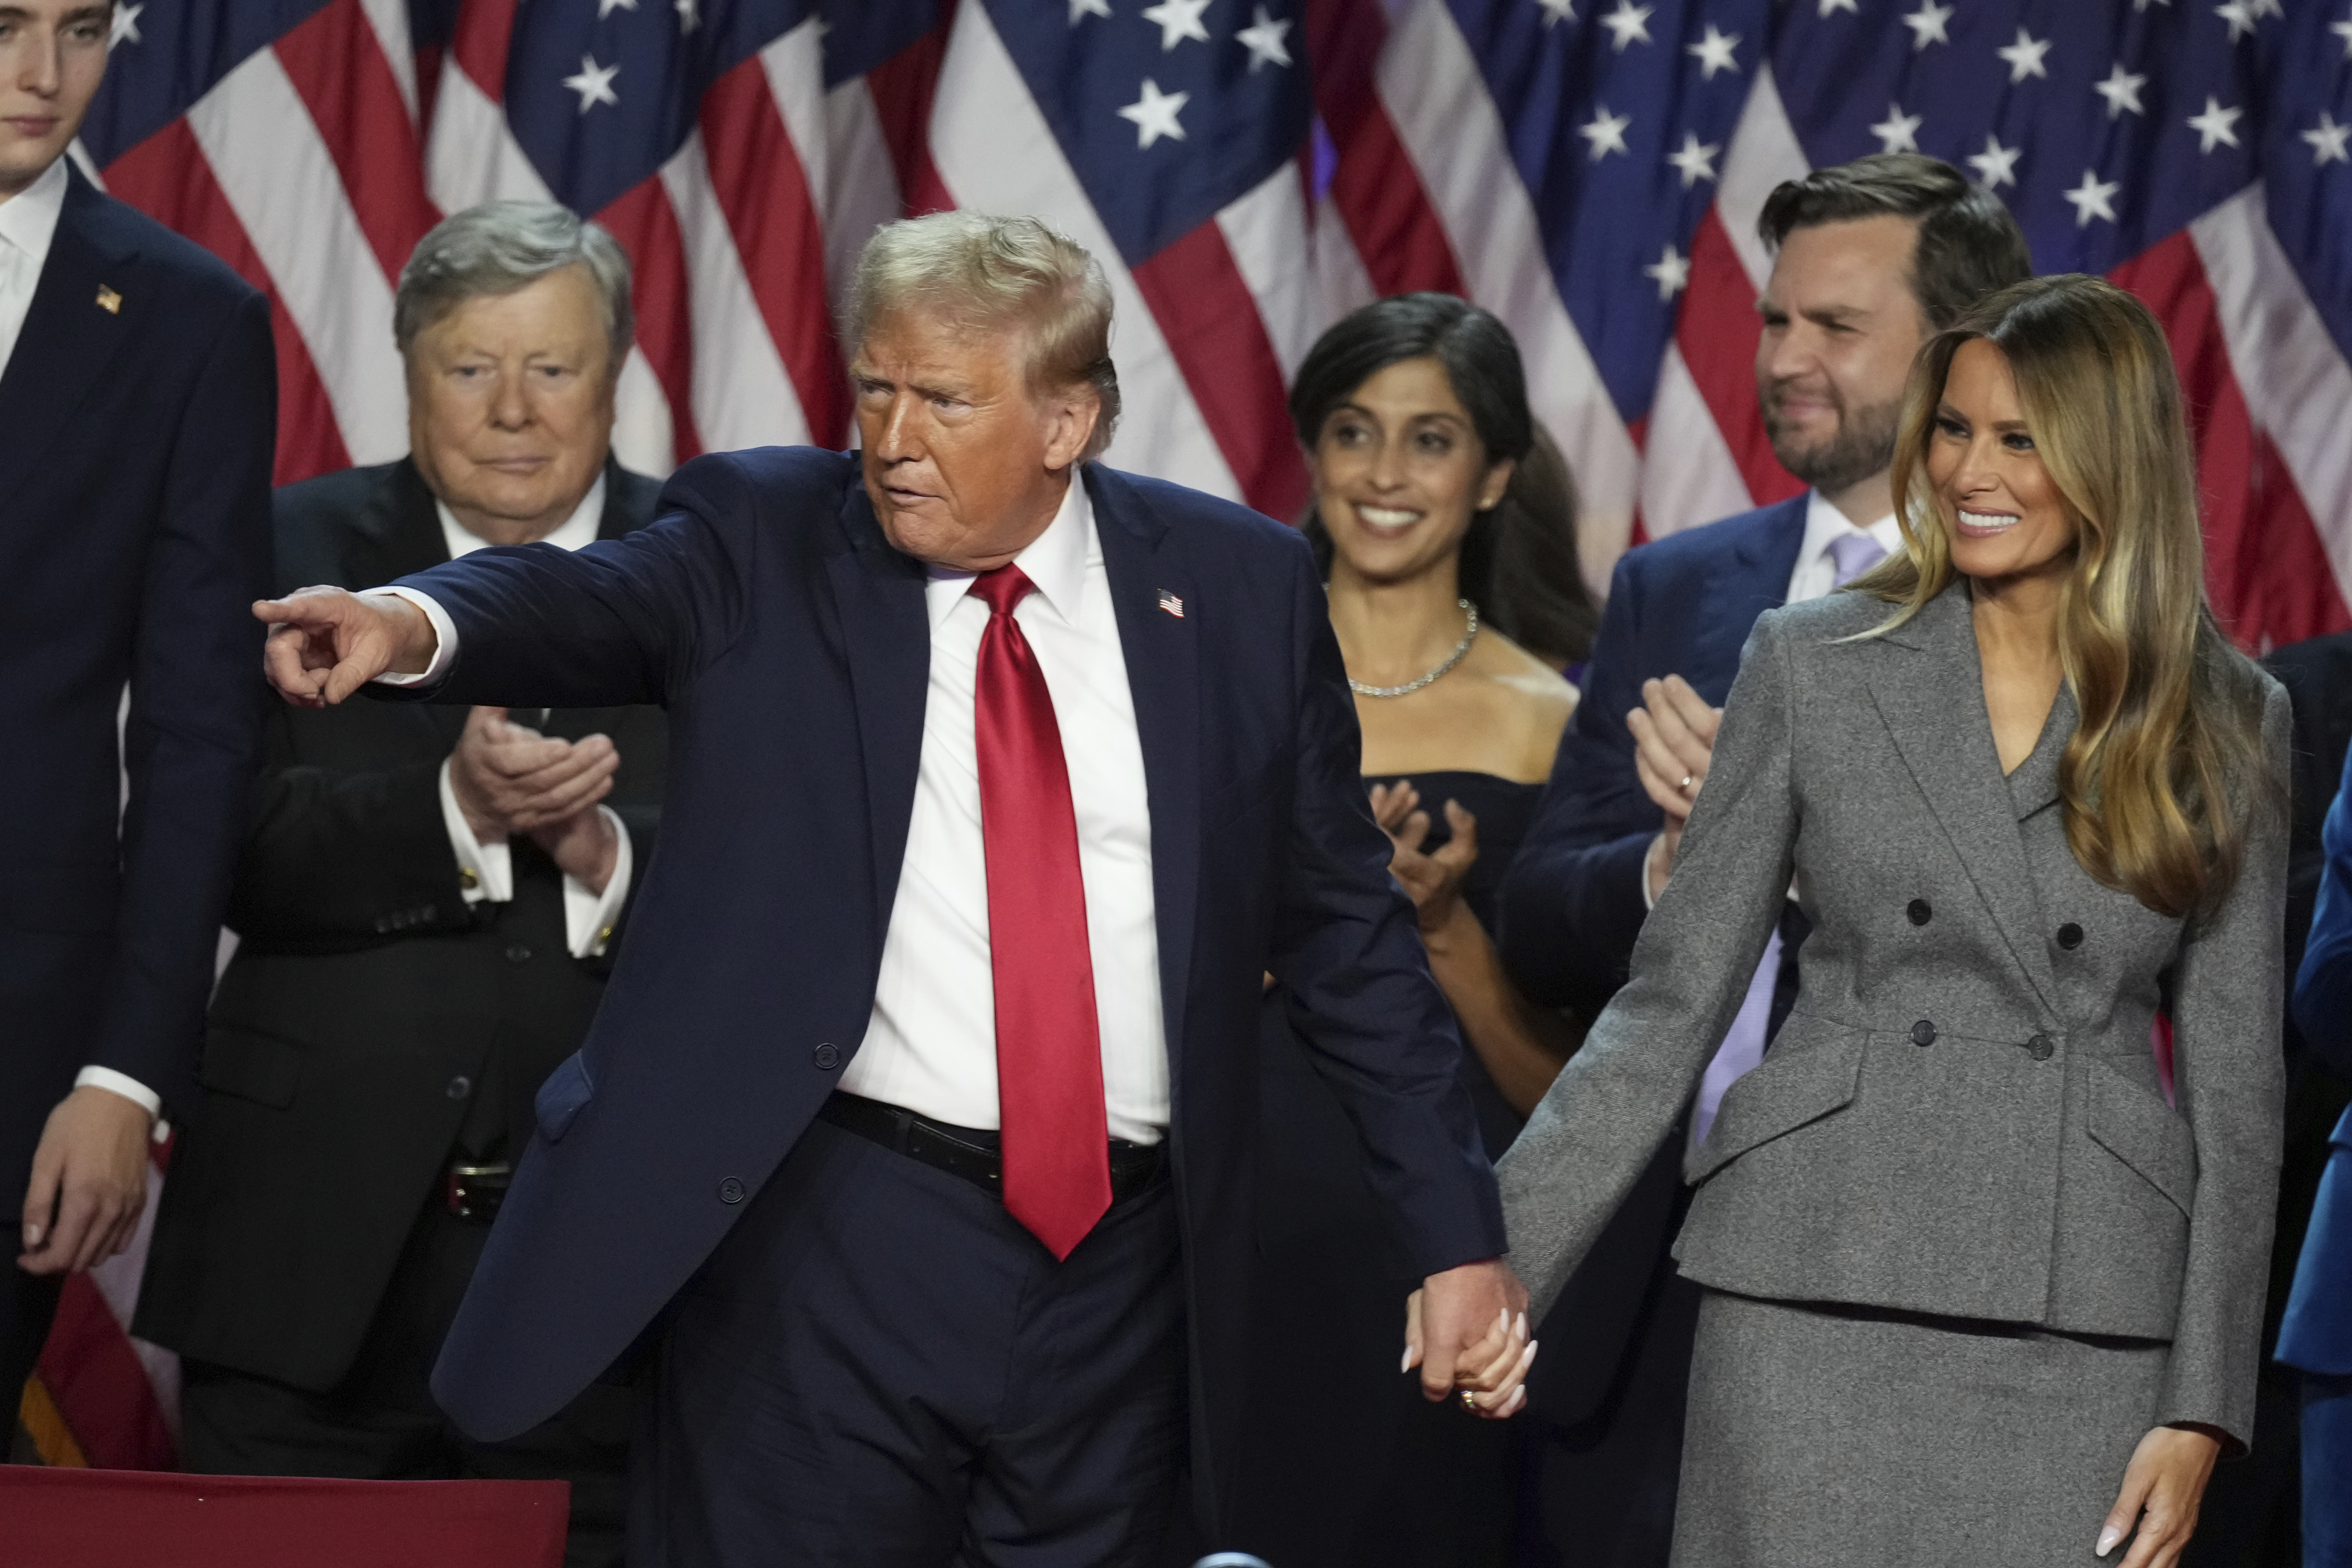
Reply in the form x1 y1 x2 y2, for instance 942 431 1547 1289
2056 923 2084 951
2025 1033 2055 1061
1910 1019 1937 1047
812 1042 841 1070
504 941 533 965
445 1075 472 1100
1907 899 1932 926
718 1177 746 1205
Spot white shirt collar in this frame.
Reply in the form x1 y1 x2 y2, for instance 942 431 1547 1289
0 157 70 274
1800 487 1903 575
922 470 1093 632
435 470 609 560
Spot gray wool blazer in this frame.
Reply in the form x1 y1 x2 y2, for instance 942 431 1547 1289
1498 577 2291 1445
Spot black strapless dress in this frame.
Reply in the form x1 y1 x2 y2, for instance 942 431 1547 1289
1228 771 1542 1568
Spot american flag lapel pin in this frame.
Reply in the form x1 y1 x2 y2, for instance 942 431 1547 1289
95 286 121 315
1156 588 1184 619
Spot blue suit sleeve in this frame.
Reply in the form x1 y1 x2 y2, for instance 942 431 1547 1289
1266 540 1507 1278
383 452 766 711
1496 548 1663 1014
88 289 276 1113
2295 742 2352 1077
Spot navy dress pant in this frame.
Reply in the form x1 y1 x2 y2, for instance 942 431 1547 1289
629 1115 1188 1568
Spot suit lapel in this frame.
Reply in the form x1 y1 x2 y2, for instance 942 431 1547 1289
1086 466 1201 1056
1691 494 1808 690
0 166 138 516
1867 583 2062 1016
823 483 932 951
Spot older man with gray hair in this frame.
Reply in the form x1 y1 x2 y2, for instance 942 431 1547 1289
136 201 667 1568
246 210 1531 1566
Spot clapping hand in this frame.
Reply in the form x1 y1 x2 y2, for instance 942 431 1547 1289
451 707 622 893
1627 675 1723 902
1368 781 1479 935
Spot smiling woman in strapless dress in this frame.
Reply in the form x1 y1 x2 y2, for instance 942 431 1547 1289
1231 294 1595 1568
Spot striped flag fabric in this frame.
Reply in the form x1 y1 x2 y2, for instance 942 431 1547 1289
24 0 2352 1467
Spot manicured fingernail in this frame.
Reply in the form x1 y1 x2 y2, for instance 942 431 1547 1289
1402 1346 1414 1374
2095 1526 2122 1558
1516 1312 1527 1340
1508 1386 1526 1413
22 1225 39 1248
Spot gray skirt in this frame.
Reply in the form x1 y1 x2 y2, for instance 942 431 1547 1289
1671 1289 2171 1568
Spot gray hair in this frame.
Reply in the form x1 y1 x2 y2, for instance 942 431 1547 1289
395 201 634 367
847 212 1121 461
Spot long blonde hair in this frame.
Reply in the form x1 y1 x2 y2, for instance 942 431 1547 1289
1856 274 2272 919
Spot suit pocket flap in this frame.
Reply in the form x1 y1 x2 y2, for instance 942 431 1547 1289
199 1026 302 1109
536 1052 595 1143
1685 1016 1867 1183
2087 1062 2197 1215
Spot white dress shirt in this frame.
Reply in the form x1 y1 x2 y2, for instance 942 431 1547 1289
375 475 1172 1142
0 157 67 381
838 478 1169 1142
1784 488 1903 606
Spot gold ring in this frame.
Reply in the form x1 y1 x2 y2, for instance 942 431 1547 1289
1460 1389 1479 1413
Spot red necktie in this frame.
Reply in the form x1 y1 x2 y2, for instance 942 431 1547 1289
968 565 1111 1260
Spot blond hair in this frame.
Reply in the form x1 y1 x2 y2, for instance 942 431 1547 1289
1854 274 2273 918
846 212 1121 461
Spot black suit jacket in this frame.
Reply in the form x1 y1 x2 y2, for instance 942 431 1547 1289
0 163 273 1194
134 458 667 1393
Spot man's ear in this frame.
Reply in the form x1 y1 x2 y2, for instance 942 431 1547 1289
1041 387 1101 471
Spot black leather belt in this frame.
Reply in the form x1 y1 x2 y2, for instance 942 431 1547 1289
445 1162 512 1221
818 1093 1164 1207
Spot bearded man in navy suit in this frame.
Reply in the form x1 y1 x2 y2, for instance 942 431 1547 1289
0 0 274 1403
1495 153 2031 1566
250 211 1535 1567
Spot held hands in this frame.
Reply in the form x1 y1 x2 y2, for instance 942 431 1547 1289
18 1086 155 1276
2096 1425 2223 1567
451 707 622 894
1627 675 1723 903
1402 1259 1536 1419
254 587 437 707
1368 781 1478 935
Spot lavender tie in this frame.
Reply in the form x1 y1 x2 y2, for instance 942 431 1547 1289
1689 531 1887 1149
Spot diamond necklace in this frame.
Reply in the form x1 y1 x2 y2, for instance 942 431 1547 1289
1347 599 1480 699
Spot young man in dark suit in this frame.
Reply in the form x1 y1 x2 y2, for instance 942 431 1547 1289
1494 154 2031 1566
249 211 1535 1566
0 0 274 1409
135 204 660 1566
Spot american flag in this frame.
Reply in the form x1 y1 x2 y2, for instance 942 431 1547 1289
24 0 2351 1467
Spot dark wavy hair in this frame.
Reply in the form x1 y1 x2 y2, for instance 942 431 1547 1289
1290 293 1596 668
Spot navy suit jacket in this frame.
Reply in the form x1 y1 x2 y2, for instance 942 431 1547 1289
0 163 274 1186
406 448 1505 1523
2282 741 2352 1375
1491 493 1804 1424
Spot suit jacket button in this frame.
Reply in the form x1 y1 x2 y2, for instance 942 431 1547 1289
2026 1034 2055 1061
505 942 533 965
813 1042 841 1070
718 1177 745 1204
446 1075 472 1100
1907 899 1932 926
2056 923 2084 950
1910 1019 1937 1047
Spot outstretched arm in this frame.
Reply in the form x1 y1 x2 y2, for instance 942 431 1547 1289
255 587 441 706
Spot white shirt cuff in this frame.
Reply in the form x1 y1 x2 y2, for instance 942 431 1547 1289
438 757 513 904
362 587 458 686
563 807 633 959
74 1067 170 1142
